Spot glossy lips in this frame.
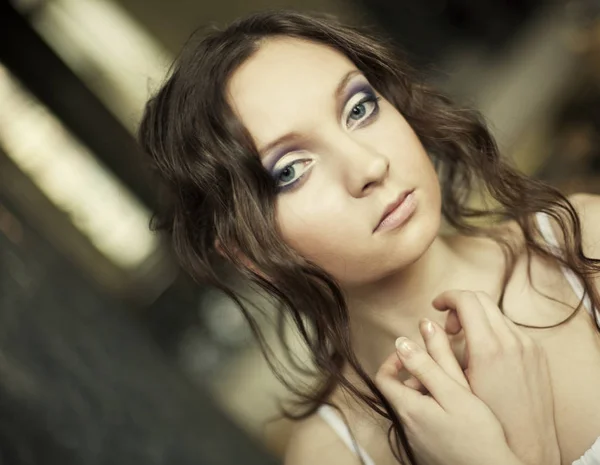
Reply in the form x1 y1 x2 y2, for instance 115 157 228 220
374 189 417 233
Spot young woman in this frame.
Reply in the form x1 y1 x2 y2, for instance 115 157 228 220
138 10 600 465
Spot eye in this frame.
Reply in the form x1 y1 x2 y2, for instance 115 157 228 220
273 158 313 190
345 90 380 129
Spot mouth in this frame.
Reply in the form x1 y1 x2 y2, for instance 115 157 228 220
374 189 417 233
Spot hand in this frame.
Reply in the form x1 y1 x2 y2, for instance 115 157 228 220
375 322 523 465
432 290 561 465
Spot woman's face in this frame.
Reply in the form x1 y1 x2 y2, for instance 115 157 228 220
227 38 441 287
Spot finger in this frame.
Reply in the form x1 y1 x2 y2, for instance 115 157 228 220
492 311 537 355
432 290 496 349
377 351 428 393
395 336 468 411
445 309 462 335
478 296 532 346
502 316 531 344
420 318 470 390
403 375 427 393
375 351 430 416
473 292 518 343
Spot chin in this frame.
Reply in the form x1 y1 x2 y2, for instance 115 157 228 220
337 235 439 288
384 207 441 267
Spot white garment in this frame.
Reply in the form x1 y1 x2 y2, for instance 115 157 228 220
318 211 600 465
535 211 600 327
577 438 600 465
317 404 376 465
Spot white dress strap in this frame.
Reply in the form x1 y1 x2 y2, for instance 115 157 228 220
317 405 377 465
573 436 600 465
536 213 600 465
535 211 600 326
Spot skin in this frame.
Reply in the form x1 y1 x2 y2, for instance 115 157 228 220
227 37 600 465
375 291 560 465
227 37 442 289
228 37 456 367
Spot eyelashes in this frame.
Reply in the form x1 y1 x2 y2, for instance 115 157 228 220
344 87 381 129
269 84 381 192
272 158 314 192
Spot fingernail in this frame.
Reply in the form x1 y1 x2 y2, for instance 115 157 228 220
421 319 435 338
395 337 417 357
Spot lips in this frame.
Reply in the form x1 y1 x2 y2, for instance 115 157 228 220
374 189 415 232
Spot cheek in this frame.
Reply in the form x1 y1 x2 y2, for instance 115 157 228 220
377 111 440 193
275 191 371 267
276 193 344 251
377 110 426 163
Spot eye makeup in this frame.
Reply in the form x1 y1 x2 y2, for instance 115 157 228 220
263 143 304 173
271 158 314 193
343 80 376 104
343 82 380 120
261 75 380 191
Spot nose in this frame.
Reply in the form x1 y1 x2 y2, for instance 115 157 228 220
342 142 390 197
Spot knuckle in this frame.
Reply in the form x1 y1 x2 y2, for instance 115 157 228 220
458 290 478 306
410 357 437 380
479 340 503 360
474 290 491 302
520 335 534 350
458 289 474 299
400 402 419 423
386 388 414 418
503 337 524 356
521 335 541 355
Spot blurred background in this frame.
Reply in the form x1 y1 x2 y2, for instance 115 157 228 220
1 0 599 462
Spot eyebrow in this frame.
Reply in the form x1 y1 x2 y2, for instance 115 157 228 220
258 69 363 157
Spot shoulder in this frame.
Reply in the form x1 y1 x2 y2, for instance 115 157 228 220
567 193 600 259
283 413 359 465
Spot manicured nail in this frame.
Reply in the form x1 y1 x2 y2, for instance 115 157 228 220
395 337 417 357
421 319 435 338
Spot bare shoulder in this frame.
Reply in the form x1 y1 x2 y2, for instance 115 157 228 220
283 413 359 465
567 193 600 259
499 193 600 327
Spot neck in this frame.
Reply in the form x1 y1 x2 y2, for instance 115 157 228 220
344 233 504 377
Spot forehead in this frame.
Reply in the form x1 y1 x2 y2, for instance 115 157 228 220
227 38 357 149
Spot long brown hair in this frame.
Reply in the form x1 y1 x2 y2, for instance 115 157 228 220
138 10 600 464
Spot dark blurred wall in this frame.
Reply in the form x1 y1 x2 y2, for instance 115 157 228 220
113 0 370 53
114 0 546 67
357 0 544 64
0 194 278 465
